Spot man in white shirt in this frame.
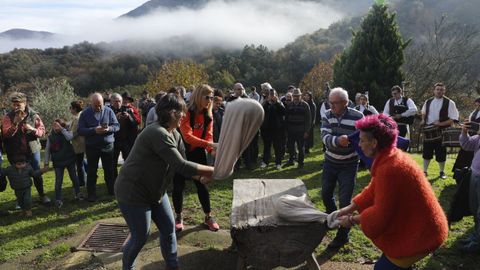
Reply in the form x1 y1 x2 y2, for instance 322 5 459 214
421 82 459 179
383 85 417 137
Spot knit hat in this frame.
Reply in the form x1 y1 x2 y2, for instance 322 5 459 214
9 92 27 103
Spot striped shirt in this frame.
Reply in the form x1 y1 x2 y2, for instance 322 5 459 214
321 107 364 164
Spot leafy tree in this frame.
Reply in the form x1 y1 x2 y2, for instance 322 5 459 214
29 78 78 134
333 2 407 108
300 60 334 105
145 59 209 94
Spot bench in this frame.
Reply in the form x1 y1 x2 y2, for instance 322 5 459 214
230 179 327 270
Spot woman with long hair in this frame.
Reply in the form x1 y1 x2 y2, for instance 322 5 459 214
115 93 214 270
175 84 219 232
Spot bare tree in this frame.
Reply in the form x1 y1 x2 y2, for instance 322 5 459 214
404 16 480 103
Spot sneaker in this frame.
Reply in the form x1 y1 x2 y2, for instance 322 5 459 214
204 216 220 232
260 162 267 169
275 164 282 170
283 161 294 168
15 203 21 210
55 200 63 209
41 195 51 204
75 193 85 201
327 236 349 249
439 171 447 179
175 217 184 232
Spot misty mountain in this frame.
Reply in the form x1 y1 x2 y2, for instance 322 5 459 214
119 0 209 18
0 28 55 40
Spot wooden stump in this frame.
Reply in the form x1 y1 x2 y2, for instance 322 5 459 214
231 179 326 270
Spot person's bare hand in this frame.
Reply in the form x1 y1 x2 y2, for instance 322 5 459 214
95 126 108 134
209 142 218 149
338 216 353 228
200 176 213 185
338 135 349 147
24 123 35 131
433 120 441 127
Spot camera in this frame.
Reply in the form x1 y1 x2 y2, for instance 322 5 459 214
468 122 480 133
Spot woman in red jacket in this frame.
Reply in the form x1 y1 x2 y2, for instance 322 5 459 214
175 84 219 232
336 114 448 270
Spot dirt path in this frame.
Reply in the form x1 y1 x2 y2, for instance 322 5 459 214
1 218 373 270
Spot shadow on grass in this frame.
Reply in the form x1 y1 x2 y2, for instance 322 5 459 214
142 249 238 270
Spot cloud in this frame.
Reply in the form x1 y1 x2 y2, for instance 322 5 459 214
0 0 343 53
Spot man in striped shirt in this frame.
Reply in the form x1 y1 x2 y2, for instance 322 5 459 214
321 87 364 248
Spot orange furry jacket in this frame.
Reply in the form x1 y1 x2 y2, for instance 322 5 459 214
353 147 448 258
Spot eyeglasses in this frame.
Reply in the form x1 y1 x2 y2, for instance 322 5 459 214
204 95 214 101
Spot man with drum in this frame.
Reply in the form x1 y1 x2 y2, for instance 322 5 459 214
421 82 459 179
383 85 417 137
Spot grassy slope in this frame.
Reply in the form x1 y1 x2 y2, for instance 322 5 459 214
0 129 478 269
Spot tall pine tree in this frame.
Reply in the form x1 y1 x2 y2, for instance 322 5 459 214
333 1 407 108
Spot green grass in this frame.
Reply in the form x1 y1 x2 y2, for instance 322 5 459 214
0 129 479 269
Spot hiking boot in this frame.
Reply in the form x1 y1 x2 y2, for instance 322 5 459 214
86 194 97 202
55 200 63 209
327 236 349 249
260 162 267 169
439 171 447 179
41 195 51 204
175 217 184 232
204 216 220 232
297 164 304 169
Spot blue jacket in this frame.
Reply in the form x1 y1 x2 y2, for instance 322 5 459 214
78 106 120 148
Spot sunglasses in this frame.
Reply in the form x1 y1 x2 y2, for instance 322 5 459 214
204 95 214 101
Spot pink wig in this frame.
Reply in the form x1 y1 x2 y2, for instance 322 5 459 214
355 113 398 150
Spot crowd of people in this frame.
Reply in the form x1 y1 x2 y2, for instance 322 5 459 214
0 80 479 270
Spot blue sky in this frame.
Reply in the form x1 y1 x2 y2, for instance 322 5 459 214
0 0 146 32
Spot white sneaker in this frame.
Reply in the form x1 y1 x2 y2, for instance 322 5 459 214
276 164 282 170
15 203 21 210
260 162 267 168
41 195 51 204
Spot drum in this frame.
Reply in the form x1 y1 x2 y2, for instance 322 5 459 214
423 125 442 142
442 127 462 147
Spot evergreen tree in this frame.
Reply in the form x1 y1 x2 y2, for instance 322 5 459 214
333 1 407 108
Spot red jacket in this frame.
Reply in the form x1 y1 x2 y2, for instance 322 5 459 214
180 110 213 152
353 147 448 258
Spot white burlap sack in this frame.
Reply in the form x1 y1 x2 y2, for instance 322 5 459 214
273 194 328 223
213 98 264 180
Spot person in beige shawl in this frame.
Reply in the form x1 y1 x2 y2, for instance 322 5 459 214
69 100 86 186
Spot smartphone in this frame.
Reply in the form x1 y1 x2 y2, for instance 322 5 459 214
101 122 108 128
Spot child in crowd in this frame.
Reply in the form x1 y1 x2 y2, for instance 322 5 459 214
44 118 82 208
2 155 47 216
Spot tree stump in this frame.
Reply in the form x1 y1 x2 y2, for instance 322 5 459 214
231 179 326 270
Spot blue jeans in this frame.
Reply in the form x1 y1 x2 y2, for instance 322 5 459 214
75 153 86 186
119 195 178 270
54 163 80 201
29 151 45 197
375 254 412 270
470 172 480 238
321 160 358 240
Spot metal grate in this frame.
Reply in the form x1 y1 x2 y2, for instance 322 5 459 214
77 223 130 252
